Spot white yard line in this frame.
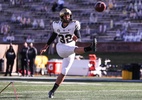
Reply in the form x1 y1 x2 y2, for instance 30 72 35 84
1 90 142 94
0 90 89 94
0 82 104 86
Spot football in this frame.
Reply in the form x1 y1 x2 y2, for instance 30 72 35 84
94 1 106 12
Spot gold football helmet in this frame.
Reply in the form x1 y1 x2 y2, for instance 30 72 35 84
59 8 72 17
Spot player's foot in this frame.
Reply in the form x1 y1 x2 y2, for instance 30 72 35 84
92 37 97 52
48 90 54 98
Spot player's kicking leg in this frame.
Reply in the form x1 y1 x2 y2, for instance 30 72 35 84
83 37 97 52
74 37 97 54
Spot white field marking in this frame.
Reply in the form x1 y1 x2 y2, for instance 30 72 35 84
1 84 141 89
1 90 89 94
0 85 53 87
99 90 142 92
0 81 103 85
62 82 103 86
0 81 141 87
1 82 142 87
0 84 101 87
0 81 55 84
0 82 103 86
4 90 142 95
21 81 55 84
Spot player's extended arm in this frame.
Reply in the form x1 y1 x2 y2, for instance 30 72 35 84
40 32 57 54
73 29 81 42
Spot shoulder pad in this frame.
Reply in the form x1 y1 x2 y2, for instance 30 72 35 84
72 20 80 30
52 21 61 30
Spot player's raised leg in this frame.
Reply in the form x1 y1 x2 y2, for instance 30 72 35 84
74 37 97 54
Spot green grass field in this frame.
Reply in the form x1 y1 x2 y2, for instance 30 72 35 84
0 81 142 100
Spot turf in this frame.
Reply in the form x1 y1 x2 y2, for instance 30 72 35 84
0 81 142 100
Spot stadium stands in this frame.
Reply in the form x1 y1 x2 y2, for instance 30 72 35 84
0 0 142 43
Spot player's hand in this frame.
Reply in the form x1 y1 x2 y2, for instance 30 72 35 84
72 35 78 42
40 44 49 55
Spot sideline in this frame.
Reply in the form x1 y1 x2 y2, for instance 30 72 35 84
0 76 142 83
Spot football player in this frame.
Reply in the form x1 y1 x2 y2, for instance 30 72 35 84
41 8 97 98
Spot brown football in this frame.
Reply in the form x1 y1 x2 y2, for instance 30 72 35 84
95 1 106 12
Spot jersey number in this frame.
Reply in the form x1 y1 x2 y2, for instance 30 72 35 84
58 34 73 43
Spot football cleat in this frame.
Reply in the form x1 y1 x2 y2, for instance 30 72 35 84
48 90 54 98
92 38 97 52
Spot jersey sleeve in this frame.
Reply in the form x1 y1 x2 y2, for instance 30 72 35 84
46 32 57 45
52 21 55 32
75 20 81 30
52 21 59 34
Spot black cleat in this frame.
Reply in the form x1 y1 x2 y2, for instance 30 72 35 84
92 38 97 52
48 90 54 98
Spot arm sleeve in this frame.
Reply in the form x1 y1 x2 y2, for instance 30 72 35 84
74 20 81 38
74 29 81 38
46 32 57 45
